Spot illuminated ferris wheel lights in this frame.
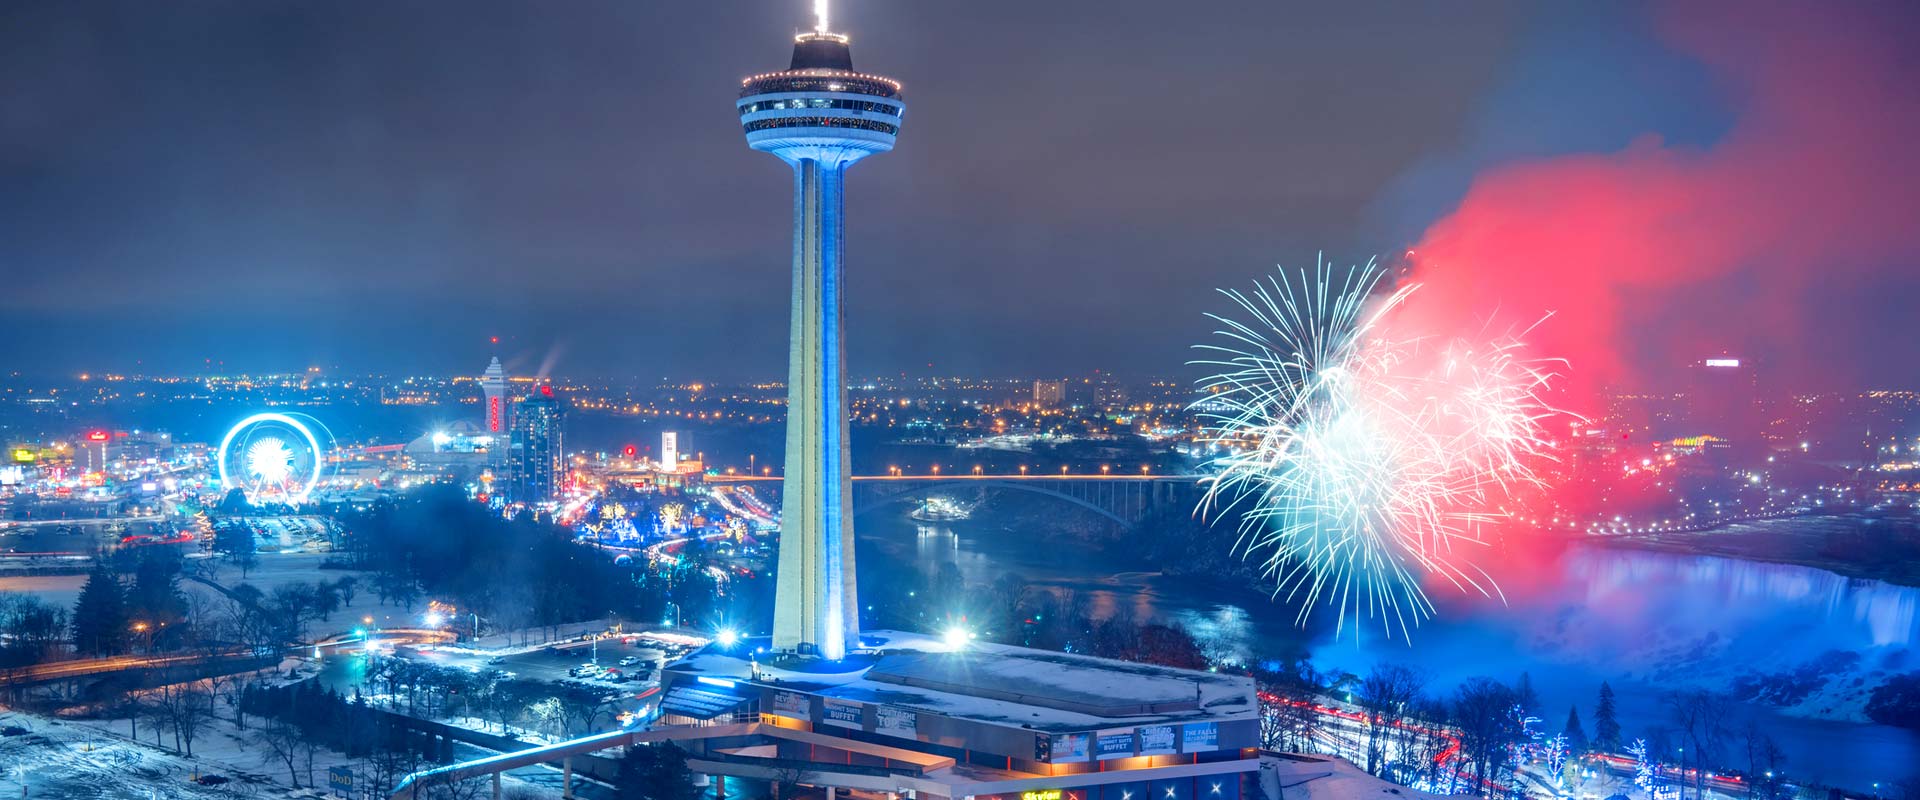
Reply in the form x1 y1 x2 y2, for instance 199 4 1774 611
246 437 295 484
216 412 329 504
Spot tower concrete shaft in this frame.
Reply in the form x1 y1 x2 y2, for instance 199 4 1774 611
775 152 858 659
740 29 902 661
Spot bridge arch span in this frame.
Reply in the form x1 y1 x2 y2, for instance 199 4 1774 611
851 479 1132 527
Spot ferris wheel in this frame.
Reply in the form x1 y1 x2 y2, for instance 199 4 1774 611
217 412 331 504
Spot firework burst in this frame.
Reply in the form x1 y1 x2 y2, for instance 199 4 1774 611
1193 255 1568 641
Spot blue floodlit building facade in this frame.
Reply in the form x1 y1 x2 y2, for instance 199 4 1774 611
507 386 564 505
741 18 903 661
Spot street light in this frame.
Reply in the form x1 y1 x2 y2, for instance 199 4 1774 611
942 626 972 650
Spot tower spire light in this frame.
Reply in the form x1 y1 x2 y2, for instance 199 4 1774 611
814 0 831 36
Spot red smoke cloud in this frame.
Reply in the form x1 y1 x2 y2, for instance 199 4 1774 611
1395 3 1920 414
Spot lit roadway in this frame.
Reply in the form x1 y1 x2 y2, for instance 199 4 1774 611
0 630 456 686
0 514 167 528
0 652 234 685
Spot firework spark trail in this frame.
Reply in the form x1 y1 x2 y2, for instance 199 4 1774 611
1193 255 1570 641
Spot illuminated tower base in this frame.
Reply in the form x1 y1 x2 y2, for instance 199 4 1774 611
740 27 903 661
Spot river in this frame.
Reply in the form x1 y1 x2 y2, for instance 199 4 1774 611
858 512 1920 791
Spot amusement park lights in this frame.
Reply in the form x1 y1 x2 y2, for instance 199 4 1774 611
216 412 329 504
245 437 295 486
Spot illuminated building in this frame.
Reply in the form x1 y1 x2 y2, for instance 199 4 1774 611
650 632 1262 800
481 356 510 466
662 431 680 473
1034 379 1066 407
740 0 903 660
404 420 495 470
1685 355 1762 449
507 386 564 504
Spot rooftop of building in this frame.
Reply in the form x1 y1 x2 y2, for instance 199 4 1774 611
666 629 1257 733
790 33 853 71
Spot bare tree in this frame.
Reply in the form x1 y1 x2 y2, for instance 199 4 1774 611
141 692 171 748
1667 690 1732 800
522 697 564 740
1451 677 1520 795
1408 697 1456 792
416 774 489 800
263 720 305 787
771 765 815 800
1358 663 1425 777
153 678 214 756
1743 720 1787 800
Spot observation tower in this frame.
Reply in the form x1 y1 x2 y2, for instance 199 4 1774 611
740 0 903 661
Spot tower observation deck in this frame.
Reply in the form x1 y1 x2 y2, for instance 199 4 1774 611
741 7 903 662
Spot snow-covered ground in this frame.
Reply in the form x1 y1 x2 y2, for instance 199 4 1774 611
2 709 283 800
187 552 403 637
0 573 89 609
4 699 593 800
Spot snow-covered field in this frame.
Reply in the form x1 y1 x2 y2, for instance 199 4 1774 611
187 552 409 639
0 573 88 610
2 709 287 800
3 701 585 800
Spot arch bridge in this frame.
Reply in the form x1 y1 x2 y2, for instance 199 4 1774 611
708 474 1203 527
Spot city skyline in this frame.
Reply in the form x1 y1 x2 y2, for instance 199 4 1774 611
2 2 1916 396
2 2 1919 798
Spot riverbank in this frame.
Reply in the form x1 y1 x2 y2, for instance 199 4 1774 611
1600 512 1920 588
858 507 1920 791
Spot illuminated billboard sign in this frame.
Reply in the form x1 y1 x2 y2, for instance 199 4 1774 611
1048 732 1090 763
1704 358 1741 368
1139 724 1177 755
771 691 809 719
875 705 917 738
1181 722 1218 752
87 430 110 442
10 448 33 463
661 432 679 471
821 698 862 729
1094 728 1135 760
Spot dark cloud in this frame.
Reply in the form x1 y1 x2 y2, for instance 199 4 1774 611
14 2 1909 391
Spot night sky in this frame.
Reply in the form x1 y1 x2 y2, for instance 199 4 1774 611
1 1 1914 389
